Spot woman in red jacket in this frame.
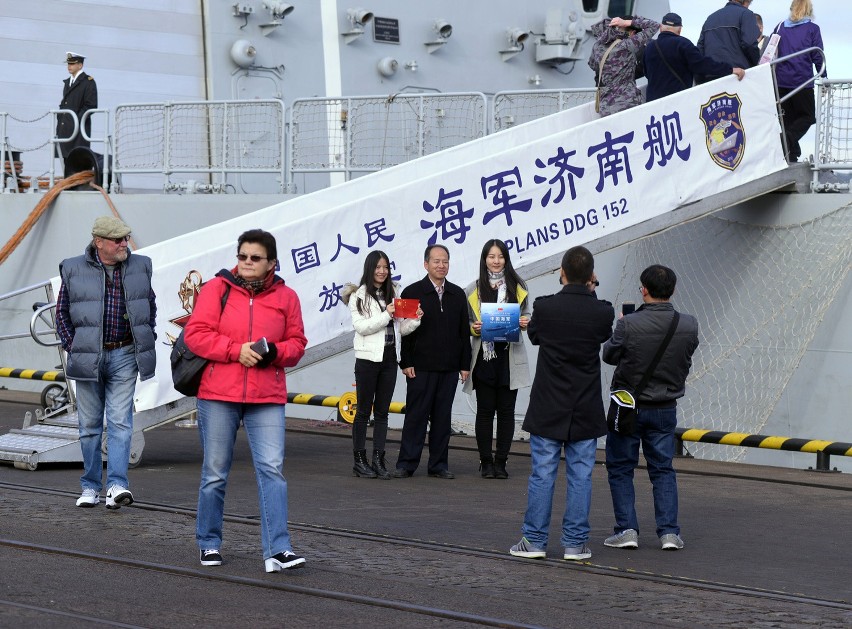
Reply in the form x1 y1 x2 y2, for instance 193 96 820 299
184 229 308 573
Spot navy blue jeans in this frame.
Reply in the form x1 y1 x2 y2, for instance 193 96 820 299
605 406 679 538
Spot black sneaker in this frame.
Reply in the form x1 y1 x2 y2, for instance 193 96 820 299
265 551 306 572
200 549 223 566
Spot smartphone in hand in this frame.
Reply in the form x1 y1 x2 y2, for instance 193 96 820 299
250 337 269 355
621 302 635 316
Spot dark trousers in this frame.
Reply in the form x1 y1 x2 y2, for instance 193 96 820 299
474 382 518 462
778 87 816 161
352 345 398 452
396 370 458 474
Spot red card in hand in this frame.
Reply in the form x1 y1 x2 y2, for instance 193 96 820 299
393 298 420 319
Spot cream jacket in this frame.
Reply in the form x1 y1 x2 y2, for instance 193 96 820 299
343 283 420 362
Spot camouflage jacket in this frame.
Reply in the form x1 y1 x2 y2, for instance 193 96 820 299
588 17 660 117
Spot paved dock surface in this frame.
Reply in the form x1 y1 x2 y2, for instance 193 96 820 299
0 392 850 628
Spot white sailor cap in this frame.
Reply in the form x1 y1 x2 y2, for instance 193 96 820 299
66 51 85 63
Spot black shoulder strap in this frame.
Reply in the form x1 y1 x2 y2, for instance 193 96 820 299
220 284 230 311
634 311 680 397
654 40 688 87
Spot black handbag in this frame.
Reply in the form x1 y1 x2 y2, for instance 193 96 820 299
607 311 680 435
170 284 230 397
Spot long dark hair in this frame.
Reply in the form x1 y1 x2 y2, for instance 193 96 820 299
356 250 395 316
477 239 525 303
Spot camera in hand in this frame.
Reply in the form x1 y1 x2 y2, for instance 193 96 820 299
250 337 269 355
621 302 635 315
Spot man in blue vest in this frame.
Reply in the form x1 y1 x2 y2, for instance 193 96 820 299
56 217 157 509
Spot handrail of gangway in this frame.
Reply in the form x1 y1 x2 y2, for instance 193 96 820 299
769 46 827 103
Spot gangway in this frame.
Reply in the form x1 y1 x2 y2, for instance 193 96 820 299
0 63 810 468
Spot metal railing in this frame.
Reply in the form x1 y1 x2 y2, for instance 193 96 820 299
288 92 488 187
493 88 596 132
112 99 286 193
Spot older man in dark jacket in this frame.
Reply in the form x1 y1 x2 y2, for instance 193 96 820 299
393 244 471 479
602 264 698 552
509 246 614 562
645 12 745 101
697 0 761 82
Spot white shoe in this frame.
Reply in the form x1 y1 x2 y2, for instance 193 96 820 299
106 485 133 510
76 488 100 508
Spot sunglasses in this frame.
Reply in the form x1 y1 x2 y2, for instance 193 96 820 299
103 235 130 244
237 253 268 263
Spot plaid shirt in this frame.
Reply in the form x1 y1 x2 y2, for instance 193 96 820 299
56 251 154 351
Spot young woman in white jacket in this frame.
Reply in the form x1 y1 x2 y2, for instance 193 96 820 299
342 251 421 478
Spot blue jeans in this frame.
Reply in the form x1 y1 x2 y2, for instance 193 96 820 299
605 406 679 538
521 434 597 549
196 400 293 559
76 346 138 491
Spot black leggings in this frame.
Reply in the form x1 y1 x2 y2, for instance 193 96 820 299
352 345 397 452
474 382 518 461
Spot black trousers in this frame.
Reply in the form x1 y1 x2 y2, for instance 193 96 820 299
352 345 398 452
395 370 458 474
778 87 816 161
474 382 518 462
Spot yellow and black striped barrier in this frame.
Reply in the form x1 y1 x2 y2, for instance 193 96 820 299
676 427 852 472
286 391 405 424
0 367 65 382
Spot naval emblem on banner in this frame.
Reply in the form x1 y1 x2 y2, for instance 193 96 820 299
700 92 746 171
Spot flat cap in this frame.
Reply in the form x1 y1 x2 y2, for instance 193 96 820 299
92 216 131 239
662 13 682 27
66 51 85 63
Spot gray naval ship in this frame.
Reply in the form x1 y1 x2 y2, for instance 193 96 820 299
0 0 849 472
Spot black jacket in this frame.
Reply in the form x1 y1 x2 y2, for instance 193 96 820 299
399 275 471 372
697 1 760 80
602 302 699 405
645 31 734 101
57 71 98 158
523 285 614 442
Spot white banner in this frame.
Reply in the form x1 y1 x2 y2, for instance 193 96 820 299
73 65 785 411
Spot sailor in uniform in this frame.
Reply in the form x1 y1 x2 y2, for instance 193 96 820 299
57 51 98 160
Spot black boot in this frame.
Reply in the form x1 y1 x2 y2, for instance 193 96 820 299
493 456 508 479
372 450 392 480
353 449 377 478
479 455 495 479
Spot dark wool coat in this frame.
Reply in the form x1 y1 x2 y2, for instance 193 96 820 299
523 285 614 442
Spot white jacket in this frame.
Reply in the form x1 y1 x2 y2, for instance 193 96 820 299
344 283 420 362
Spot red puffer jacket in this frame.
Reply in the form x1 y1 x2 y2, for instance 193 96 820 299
184 270 307 404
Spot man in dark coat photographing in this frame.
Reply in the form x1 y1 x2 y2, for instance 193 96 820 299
509 246 614 561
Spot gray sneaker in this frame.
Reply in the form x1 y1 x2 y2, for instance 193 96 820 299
660 533 684 550
509 537 546 559
604 528 639 549
563 544 592 560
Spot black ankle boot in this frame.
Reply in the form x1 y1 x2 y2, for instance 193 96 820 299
372 450 391 480
493 456 508 479
479 456 495 479
353 449 377 478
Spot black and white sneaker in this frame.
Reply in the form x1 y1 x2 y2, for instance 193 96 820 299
264 551 305 572
200 549 223 566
